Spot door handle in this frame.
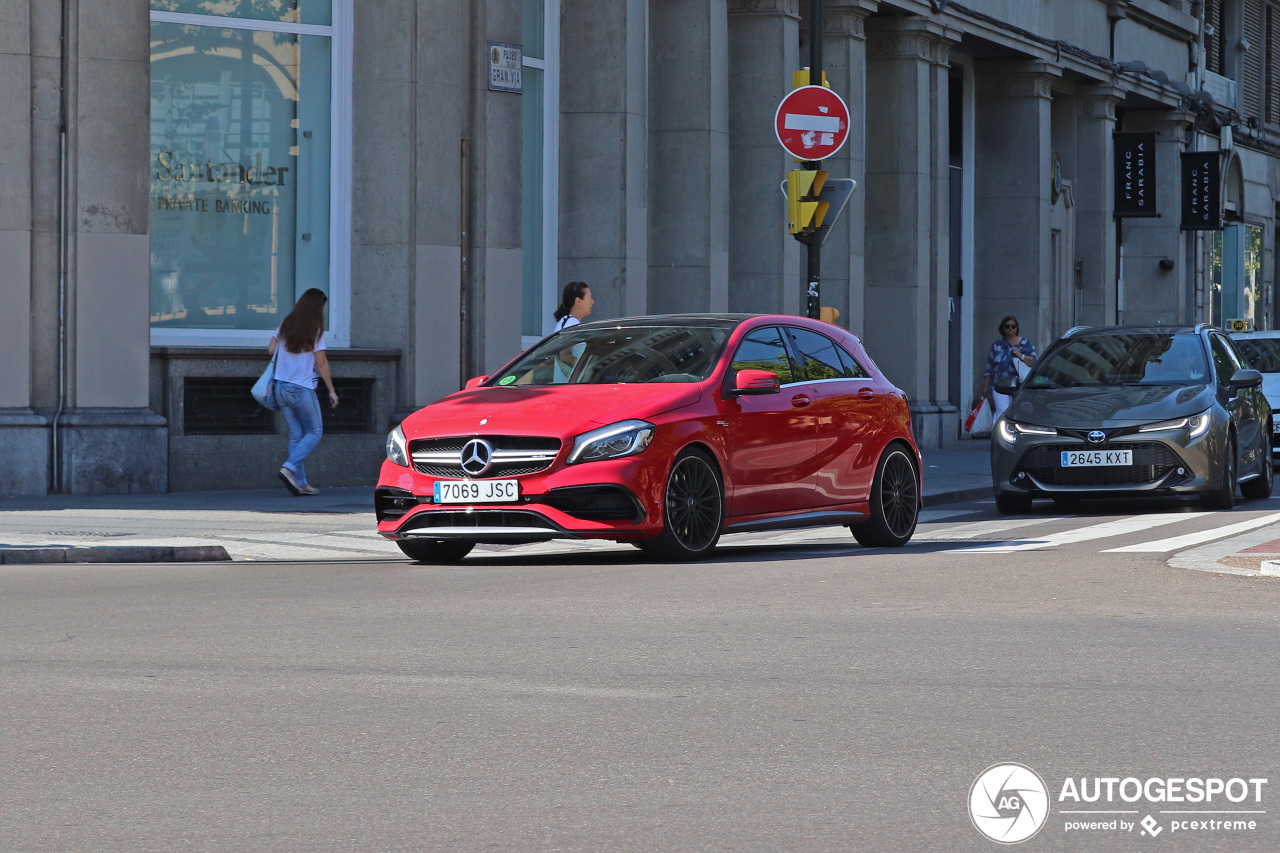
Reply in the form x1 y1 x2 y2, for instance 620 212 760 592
791 394 811 408
858 387 875 400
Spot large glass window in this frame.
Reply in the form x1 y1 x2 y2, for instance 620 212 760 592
149 1 349 345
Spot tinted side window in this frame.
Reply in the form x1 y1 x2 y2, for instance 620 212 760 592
1233 338 1280 373
1210 335 1239 388
730 327 794 384
786 327 849 380
836 344 870 379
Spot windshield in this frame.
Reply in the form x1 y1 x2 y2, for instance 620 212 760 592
1026 333 1209 389
1232 338 1280 373
490 325 731 386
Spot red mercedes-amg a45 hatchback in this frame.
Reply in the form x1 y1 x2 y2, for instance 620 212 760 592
376 314 921 562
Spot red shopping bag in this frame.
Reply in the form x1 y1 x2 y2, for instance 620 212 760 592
965 399 992 435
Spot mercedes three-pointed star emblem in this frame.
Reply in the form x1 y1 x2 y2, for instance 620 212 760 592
460 438 494 476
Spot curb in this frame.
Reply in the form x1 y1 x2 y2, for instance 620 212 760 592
0 545 231 565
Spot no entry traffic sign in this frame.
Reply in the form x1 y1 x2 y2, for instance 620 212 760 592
774 85 850 161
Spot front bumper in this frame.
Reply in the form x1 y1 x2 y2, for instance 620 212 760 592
376 454 665 543
990 424 1216 497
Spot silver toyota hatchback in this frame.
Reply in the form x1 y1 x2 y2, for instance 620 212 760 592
990 324 1272 514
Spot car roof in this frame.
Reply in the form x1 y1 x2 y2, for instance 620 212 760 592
1229 329 1280 338
571 313 830 332
1063 323 1205 337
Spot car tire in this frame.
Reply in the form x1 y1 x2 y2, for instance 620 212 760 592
1201 434 1237 511
1242 430 1274 500
643 448 724 561
396 538 475 564
851 444 921 548
995 492 1033 515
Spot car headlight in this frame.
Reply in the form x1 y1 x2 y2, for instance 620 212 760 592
567 419 655 464
998 419 1057 444
1137 411 1211 438
386 424 410 467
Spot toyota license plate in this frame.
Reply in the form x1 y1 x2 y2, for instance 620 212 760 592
433 479 520 504
1060 450 1132 467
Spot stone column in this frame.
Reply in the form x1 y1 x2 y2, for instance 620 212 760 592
61 0 165 493
817 0 876 336
726 0 800 315
649 0 729 313
972 62 1059 390
864 16 957 448
1074 85 1122 327
0 0 45 493
1119 109 1196 325
560 0 648 320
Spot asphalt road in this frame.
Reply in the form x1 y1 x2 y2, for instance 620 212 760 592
2 500 1278 852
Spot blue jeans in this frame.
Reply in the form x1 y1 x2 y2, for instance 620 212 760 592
276 381 323 486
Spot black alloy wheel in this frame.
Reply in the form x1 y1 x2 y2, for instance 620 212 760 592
643 448 724 561
852 445 921 547
396 538 475 564
1201 434 1237 511
1242 424 1274 500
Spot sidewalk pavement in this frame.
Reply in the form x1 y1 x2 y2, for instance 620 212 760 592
0 440 993 564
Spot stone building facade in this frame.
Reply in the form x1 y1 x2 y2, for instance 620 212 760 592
1 0 1277 494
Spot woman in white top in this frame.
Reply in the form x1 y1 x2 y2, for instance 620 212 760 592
268 288 339 495
552 281 594 381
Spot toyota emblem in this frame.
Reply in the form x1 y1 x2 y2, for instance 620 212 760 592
460 438 494 476
1087 430 1106 444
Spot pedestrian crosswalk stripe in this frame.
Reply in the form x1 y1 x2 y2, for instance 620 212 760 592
941 512 1210 554
915 515 1066 542
1103 511 1280 553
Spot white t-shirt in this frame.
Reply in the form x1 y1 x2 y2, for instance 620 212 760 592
272 326 326 389
552 315 583 382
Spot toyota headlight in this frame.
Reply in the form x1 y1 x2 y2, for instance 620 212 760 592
567 419 655 464
1137 410 1211 438
386 424 410 467
998 418 1057 445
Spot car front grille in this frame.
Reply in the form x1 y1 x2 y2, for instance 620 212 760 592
1019 442 1183 487
410 435 562 478
400 509 559 532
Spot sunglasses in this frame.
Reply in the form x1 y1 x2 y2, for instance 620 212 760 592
1003 324 1018 330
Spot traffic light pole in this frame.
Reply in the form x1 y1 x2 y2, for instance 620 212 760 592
804 0 823 320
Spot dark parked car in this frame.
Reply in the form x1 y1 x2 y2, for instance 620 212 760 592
990 324 1272 514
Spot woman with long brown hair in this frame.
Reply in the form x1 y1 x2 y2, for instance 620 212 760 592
268 288 339 495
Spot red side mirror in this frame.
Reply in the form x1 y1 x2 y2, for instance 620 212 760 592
730 368 781 396
464 375 489 389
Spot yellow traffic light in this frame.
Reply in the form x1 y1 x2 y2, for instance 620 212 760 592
791 69 829 89
787 169 829 235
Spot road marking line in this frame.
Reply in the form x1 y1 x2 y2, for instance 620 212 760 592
943 512 1209 553
914 516 1065 542
1104 511 1280 553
